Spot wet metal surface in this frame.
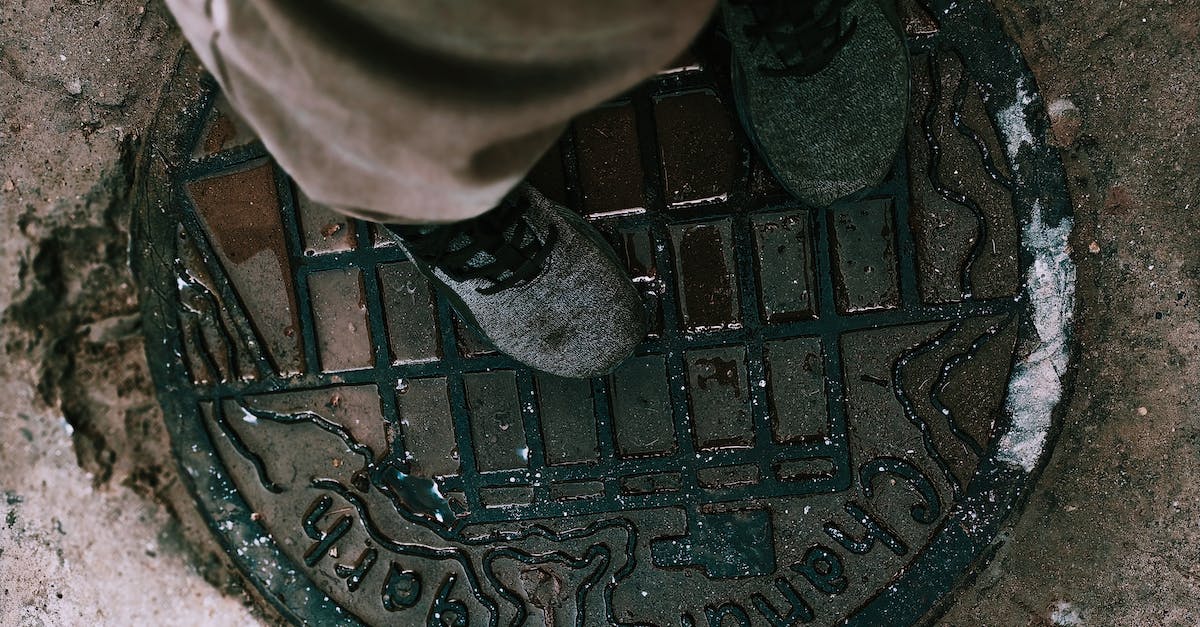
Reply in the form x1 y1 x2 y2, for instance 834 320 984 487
134 1 1076 624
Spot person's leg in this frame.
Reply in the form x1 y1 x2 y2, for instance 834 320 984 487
164 1 908 377
165 0 718 377
165 0 718 223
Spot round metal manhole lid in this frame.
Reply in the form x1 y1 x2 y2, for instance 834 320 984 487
133 1 1076 624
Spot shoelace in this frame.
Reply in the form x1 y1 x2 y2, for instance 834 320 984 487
737 0 858 77
391 193 557 295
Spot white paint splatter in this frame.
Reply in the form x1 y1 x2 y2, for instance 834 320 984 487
1049 600 1084 626
1047 98 1078 119
998 78 1037 161
998 205 1075 472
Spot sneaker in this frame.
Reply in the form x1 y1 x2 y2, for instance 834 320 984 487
384 184 647 378
723 0 910 207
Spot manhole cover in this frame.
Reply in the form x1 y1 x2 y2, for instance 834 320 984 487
133 1 1075 625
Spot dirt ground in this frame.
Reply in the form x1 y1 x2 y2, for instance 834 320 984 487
1 1 1197 625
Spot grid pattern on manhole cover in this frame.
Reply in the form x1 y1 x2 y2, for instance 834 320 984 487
136 1 1076 625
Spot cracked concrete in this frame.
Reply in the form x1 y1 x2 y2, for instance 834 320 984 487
1 0 1198 625
1 0 262 624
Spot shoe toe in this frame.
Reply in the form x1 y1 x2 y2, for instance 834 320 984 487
557 288 647 378
506 273 646 379
443 185 649 379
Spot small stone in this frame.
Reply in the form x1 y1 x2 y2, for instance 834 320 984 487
2 179 14 192
1088 241 1101 254
1137 406 1149 416
66 79 83 95
1047 98 1082 147
250 512 262 521
331 458 343 468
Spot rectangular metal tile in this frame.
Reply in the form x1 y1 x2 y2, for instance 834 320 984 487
463 371 529 471
550 481 604 501
247 385 387 462
481 486 534 508
378 261 440 364
654 89 739 209
697 464 760 489
396 377 460 478
296 189 356 255
307 268 373 372
617 227 663 338
609 355 675 458
371 224 399 249
176 228 251 383
573 103 646 217
685 346 753 450
829 199 901 313
187 161 305 375
764 337 828 443
773 458 837 483
620 472 681 495
749 153 787 198
753 210 818 322
535 374 599 465
671 219 741 332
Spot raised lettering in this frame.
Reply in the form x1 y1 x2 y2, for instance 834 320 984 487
751 577 814 625
705 602 752 627
381 562 422 611
427 573 469 626
824 502 907 556
790 545 848 595
335 547 377 592
859 457 942 524
301 495 353 567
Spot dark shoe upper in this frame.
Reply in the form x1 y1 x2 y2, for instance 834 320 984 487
724 0 910 207
385 185 647 378
389 191 557 295
733 0 859 78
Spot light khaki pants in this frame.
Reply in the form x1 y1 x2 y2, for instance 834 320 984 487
166 0 717 223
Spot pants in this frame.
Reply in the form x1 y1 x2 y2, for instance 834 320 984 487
166 0 718 223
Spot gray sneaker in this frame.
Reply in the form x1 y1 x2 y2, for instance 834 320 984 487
384 184 646 378
723 0 909 207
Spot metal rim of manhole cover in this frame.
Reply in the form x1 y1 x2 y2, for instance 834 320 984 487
132 1 1076 625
